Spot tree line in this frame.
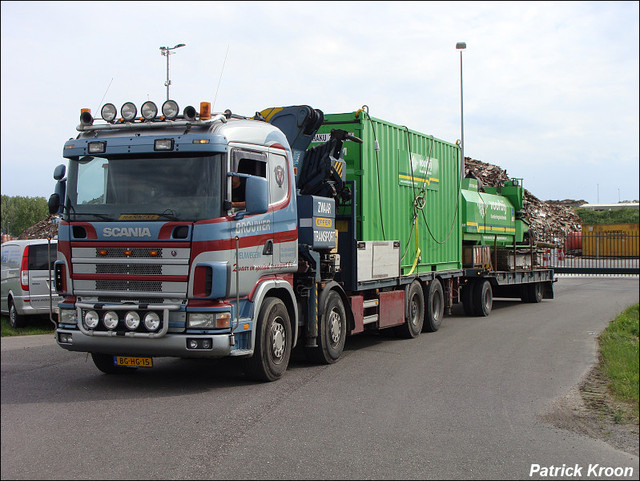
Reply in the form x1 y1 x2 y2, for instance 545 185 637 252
1 195 49 237
575 207 639 225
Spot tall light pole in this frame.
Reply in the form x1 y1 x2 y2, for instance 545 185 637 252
159 43 186 100
456 42 466 180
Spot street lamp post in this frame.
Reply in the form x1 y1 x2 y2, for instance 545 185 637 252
456 41 466 180
159 43 186 100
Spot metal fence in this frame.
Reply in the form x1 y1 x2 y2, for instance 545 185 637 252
538 232 639 276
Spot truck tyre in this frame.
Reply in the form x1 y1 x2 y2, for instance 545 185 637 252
395 280 424 339
521 282 543 303
9 299 26 329
305 290 347 364
423 279 444 332
461 283 474 316
245 297 292 381
472 279 492 317
91 353 136 375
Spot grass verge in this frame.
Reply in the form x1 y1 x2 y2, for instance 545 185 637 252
1 314 56 337
598 303 640 421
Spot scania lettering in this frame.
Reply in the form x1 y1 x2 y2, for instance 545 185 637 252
103 227 152 238
49 100 554 381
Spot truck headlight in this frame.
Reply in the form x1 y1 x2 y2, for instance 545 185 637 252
188 313 215 328
59 308 77 325
187 312 231 329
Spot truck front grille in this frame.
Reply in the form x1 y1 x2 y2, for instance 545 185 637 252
71 244 191 298
96 264 162 275
96 280 163 292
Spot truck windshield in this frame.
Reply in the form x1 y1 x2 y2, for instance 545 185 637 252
65 154 223 221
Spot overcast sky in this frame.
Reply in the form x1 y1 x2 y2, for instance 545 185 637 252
2 1 638 204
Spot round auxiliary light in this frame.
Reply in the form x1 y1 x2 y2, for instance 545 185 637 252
162 100 179 120
141 101 158 121
144 312 161 331
121 102 137 122
103 311 119 330
101 103 118 122
85 310 99 329
125 311 141 330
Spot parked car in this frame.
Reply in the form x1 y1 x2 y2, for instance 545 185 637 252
1 239 61 328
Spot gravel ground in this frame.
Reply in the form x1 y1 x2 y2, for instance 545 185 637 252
541 364 639 457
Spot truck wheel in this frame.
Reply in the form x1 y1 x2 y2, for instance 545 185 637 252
245 297 292 381
91 353 136 375
9 299 26 329
423 279 444 332
472 279 492 317
521 282 543 303
306 290 347 364
461 283 474 316
395 281 424 338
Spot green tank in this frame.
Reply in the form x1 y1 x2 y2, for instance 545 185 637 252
461 178 528 245
314 111 462 275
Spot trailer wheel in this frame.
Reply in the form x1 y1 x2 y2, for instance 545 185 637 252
9 299 26 329
461 283 474 316
423 279 444 332
472 279 492 317
395 280 424 338
521 282 543 303
305 290 347 364
91 353 136 375
245 297 292 382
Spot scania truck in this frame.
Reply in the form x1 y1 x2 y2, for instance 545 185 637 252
48 100 554 381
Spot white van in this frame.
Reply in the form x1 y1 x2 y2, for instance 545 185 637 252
1 239 61 328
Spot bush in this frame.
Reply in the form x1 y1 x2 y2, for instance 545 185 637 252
575 207 639 225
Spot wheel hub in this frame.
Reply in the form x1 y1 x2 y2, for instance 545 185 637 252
271 320 285 359
329 309 341 345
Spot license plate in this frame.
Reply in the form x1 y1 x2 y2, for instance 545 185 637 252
114 356 153 368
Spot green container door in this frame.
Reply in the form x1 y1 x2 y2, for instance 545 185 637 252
315 112 462 274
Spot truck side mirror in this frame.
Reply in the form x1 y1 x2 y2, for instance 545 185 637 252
49 176 67 215
244 176 268 216
53 164 66 181
48 193 60 215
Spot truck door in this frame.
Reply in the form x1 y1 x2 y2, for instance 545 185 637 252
267 149 297 267
229 149 273 297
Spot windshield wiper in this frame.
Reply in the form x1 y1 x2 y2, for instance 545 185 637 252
71 212 113 221
121 210 178 220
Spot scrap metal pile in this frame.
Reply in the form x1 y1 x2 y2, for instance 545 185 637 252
18 215 60 240
464 157 582 242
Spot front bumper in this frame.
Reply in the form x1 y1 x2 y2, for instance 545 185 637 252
55 328 244 358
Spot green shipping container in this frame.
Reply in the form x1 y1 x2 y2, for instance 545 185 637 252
315 111 462 275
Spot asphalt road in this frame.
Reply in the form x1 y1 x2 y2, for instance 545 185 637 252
1 277 638 480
